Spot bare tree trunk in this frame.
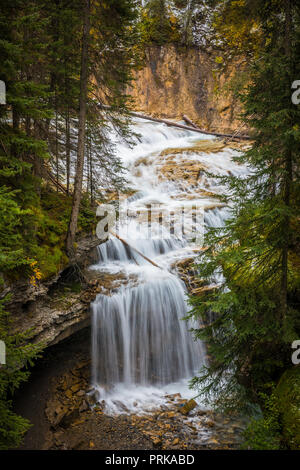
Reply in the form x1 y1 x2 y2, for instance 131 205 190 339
88 131 93 203
183 0 196 45
65 106 71 194
55 96 59 191
33 120 42 180
280 0 293 324
66 0 90 258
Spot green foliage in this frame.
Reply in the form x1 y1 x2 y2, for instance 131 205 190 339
0 298 42 449
242 391 281 450
274 366 300 450
243 367 300 450
31 189 97 279
0 182 97 282
187 0 300 426
138 1 216 47
0 187 33 281
0 0 140 282
138 0 181 45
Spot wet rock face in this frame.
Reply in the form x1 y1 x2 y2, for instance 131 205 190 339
127 45 244 134
11 292 91 348
3 234 104 348
171 256 214 297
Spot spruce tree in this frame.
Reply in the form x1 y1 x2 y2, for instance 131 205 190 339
188 0 300 413
66 0 141 255
0 0 52 281
0 299 41 449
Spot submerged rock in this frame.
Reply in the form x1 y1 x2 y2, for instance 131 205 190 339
178 399 198 415
159 140 226 156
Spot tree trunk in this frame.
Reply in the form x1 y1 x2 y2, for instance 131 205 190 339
183 0 196 46
182 114 198 129
131 111 250 140
66 0 90 258
33 120 43 183
55 97 59 191
88 131 93 203
280 0 293 324
65 106 71 194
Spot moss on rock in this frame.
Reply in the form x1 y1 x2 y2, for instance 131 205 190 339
275 366 300 449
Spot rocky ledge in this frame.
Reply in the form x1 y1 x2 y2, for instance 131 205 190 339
11 268 137 347
5 235 104 347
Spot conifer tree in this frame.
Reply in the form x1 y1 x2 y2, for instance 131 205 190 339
66 0 90 257
0 299 41 449
66 0 141 256
188 0 300 413
0 0 52 280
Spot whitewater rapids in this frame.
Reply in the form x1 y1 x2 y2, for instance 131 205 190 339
89 118 247 414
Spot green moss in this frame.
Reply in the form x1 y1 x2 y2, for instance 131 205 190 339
14 188 98 281
275 366 300 450
67 281 82 294
242 392 281 450
241 367 300 450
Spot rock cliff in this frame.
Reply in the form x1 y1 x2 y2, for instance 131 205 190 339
128 45 243 134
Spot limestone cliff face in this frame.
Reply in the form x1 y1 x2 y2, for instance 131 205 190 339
128 45 241 134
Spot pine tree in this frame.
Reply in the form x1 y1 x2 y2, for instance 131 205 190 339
66 0 90 258
0 298 41 449
0 0 52 282
139 0 181 45
188 0 300 413
65 0 141 256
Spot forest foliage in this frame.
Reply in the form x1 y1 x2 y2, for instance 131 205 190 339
0 0 299 451
0 0 141 449
187 0 300 449
0 0 141 284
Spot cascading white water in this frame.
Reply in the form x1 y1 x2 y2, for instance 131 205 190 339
90 118 248 414
97 238 186 264
92 276 205 389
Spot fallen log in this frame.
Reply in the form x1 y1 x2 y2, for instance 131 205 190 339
183 115 249 143
26 154 69 194
129 111 251 141
45 168 68 194
97 102 251 141
182 114 199 129
224 113 255 144
110 231 163 270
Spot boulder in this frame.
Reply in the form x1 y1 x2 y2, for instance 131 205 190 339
178 399 197 415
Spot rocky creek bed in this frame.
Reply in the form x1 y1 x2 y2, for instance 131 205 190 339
14 327 247 450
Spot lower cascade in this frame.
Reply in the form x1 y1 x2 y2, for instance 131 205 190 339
91 274 205 390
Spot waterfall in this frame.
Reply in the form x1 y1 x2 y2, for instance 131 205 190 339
89 118 248 413
92 275 205 390
96 237 186 264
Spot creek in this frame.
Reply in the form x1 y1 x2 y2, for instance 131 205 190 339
90 118 247 414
